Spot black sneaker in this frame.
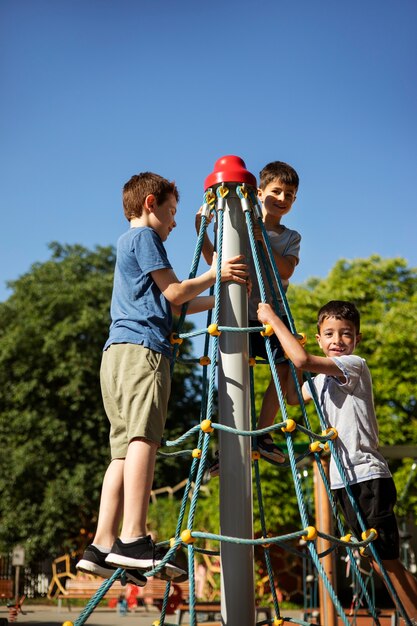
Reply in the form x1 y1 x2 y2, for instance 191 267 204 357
256 434 285 463
76 545 147 587
106 536 187 580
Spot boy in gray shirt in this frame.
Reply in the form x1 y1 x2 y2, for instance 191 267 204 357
257 299 417 623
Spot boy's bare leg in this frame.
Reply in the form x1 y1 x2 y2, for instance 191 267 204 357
120 437 158 539
373 559 417 620
93 458 124 547
257 363 288 430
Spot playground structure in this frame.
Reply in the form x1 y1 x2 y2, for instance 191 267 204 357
63 156 416 626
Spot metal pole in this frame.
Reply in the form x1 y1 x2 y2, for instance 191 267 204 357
218 185 255 626
204 156 257 626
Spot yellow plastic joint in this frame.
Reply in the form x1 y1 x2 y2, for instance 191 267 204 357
181 529 195 544
322 427 338 440
323 442 330 452
62 622 74 626
302 526 318 541
260 324 274 337
199 356 211 366
361 528 378 542
192 448 202 459
274 618 284 626
170 333 183 345
309 441 322 453
282 419 297 433
359 546 369 557
200 419 214 433
340 533 352 543
296 332 307 346
205 190 216 205
152 621 160 626
249 357 256 367
217 184 229 198
208 323 221 336
252 450 261 461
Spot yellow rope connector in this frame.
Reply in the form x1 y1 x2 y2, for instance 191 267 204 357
181 529 195 544
217 184 229 198
302 526 317 541
152 621 160 626
208 323 221 336
205 190 216 205
199 356 211 366
323 442 330 452
359 547 369 557
282 419 297 433
63 622 74 626
192 448 202 458
261 535 272 548
361 528 378 542
260 324 274 337
340 533 352 543
309 441 322 453
296 332 307 346
170 333 183 345
274 618 285 625
169 537 177 549
249 357 256 367
200 419 214 433
322 427 338 440
252 450 261 461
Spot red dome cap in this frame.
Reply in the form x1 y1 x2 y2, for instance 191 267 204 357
204 155 257 190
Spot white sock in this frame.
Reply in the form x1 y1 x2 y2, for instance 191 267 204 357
92 544 110 553
120 535 146 544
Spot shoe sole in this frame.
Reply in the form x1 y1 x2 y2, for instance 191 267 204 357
76 559 114 579
258 448 285 462
106 553 186 579
77 560 147 587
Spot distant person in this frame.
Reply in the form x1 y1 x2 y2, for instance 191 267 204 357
196 161 301 469
77 172 248 584
257 299 417 622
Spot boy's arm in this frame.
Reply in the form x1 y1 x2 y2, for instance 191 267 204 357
171 295 214 315
195 208 215 265
152 254 248 307
257 303 343 377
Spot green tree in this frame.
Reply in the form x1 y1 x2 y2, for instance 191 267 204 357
0 243 201 564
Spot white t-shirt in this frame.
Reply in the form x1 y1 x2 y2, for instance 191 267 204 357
302 354 391 489
248 225 301 319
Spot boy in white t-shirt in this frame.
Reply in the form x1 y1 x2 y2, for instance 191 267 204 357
257 299 417 623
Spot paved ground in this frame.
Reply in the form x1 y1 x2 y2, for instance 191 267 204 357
0 604 304 625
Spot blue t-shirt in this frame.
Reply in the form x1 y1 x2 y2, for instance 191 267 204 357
104 227 173 357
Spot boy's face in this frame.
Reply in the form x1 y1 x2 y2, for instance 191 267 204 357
316 317 361 358
258 178 297 219
148 193 177 241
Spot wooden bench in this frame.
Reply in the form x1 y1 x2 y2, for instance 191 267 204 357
57 574 189 612
57 575 126 610
175 602 272 624
0 579 13 600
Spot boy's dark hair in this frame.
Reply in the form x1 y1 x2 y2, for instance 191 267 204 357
259 161 299 190
123 172 179 221
317 300 361 333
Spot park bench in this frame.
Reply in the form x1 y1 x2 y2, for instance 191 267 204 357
57 573 189 612
175 601 272 624
0 580 13 600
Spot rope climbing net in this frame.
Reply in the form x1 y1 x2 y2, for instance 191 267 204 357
73 180 412 626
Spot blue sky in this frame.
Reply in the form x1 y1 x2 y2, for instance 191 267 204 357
1 0 416 328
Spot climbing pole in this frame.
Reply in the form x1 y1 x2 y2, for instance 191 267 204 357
67 155 414 626
205 157 256 625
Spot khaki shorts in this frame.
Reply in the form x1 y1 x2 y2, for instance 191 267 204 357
100 343 171 458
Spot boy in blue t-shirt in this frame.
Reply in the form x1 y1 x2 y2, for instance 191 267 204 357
77 172 248 583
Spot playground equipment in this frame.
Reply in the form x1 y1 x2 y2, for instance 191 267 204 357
66 156 415 626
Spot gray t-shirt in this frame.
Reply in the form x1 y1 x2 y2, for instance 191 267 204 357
104 227 173 357
248 225 301 319
303 354 391 489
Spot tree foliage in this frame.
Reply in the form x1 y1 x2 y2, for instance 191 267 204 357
0 243 201 563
